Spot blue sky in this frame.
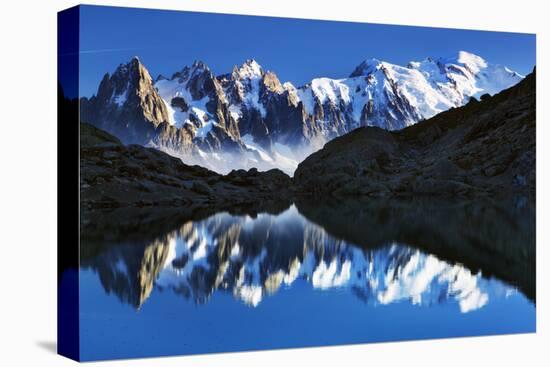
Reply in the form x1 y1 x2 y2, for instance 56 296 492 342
77 5 536 98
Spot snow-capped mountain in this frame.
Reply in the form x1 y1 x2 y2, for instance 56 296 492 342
82 206 517 310
80 51 523 174
296 51 523 131
153 58 317 173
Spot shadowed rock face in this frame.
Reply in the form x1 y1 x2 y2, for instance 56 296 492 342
80 57 170 145
294 70 536 197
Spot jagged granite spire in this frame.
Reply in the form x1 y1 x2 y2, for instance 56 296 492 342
81 57 170 144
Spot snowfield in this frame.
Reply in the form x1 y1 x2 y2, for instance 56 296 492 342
295 51 523 130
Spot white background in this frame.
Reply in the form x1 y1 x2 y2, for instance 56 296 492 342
0 0 548 365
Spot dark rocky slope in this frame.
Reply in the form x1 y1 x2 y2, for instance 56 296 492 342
294 69 536 197
80 122 292 209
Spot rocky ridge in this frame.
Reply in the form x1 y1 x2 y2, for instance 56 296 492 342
294 69 536 197
80 122 292 209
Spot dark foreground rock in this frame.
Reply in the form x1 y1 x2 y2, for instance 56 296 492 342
294 70 536 197
80 123 292 209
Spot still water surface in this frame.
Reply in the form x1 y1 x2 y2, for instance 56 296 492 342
76 200 535 361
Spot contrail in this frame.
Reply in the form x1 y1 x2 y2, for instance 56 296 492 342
59 47 141 56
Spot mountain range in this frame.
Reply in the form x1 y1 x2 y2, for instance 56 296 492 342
80 51 523 174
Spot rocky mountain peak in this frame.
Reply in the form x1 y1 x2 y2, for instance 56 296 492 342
170 66 190 82
190 60 210 74
114 56 150 78
349 58 384 77
167 61 213 83
236 59 264 79
80 57 170 144
184 61 222 101
129 55 141 64
95 57 156 110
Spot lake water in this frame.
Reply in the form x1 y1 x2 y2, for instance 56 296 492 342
75 199 536 361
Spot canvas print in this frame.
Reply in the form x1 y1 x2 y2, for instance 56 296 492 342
58 4 536 362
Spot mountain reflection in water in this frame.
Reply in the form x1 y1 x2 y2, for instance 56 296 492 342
80 197 535 311
76 197 535 360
